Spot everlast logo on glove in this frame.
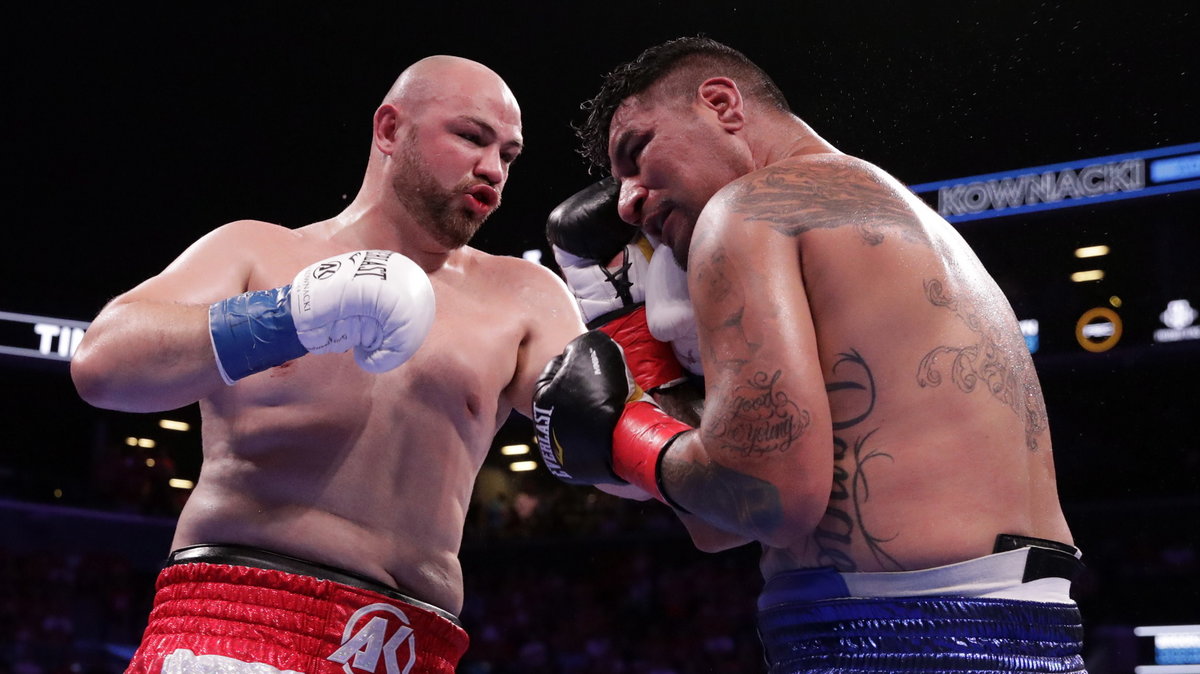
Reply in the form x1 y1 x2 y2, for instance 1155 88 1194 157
532 404 571 480
354 251 393 279
328 603 418 674
531 331 644 486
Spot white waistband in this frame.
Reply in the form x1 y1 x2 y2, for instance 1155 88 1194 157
841 548 1075 603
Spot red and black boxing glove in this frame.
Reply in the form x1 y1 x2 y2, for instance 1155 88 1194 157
547 179 685 393
532 331 692 509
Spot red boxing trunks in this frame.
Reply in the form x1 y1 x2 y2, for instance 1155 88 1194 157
125 545 469 674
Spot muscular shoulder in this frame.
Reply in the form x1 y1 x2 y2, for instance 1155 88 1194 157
456 247 580 315
174 220 298 265
699 153 927 248
201 219 298 247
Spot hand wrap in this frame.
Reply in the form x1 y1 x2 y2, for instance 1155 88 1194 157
532 331 691 507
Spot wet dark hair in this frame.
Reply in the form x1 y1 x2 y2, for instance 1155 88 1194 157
574 36 790 171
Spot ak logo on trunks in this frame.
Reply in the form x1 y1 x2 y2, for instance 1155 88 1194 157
327 603 417 674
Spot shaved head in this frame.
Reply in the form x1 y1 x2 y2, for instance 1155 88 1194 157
369 55 524 249
384 56 519 114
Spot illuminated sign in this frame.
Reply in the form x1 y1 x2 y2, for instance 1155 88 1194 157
1075 307 1123 353
1153 299 1200 343
0 310 90 362
910 142 1200 222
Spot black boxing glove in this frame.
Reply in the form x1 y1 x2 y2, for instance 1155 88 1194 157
547 180 685 392
532 331 691 508
546 177 639 266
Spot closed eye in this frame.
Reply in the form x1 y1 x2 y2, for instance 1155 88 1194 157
612 132 648 177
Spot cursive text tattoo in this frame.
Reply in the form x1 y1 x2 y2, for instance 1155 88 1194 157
708 370 810 456
813 349 901 571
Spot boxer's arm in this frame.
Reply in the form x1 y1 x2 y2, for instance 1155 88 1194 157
504 260 588 420
678 513 754 552
656 179 835 548
72 220 268 412
76 226 436 413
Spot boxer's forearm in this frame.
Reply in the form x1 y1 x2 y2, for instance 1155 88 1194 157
71 300 226 412
677 511 754 552
651 383 704 428
657 431 791 547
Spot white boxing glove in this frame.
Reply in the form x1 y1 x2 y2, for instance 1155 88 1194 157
209 249 435 383
553 236 653 326
290 250 435 373
645 244 702 376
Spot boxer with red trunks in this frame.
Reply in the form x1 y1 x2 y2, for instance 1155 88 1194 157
72 55 586 673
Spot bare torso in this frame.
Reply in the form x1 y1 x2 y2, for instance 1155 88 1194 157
688 154 1072 579
170 221 562 614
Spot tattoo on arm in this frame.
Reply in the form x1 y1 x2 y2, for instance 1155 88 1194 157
916 279 1050 452
728 164 929 247
663 458 783 540
707 370 810 456
693 249 761 373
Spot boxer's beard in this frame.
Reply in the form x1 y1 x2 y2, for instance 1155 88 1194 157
392 130 497 249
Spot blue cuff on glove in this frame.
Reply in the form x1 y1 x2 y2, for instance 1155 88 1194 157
209 285 308 384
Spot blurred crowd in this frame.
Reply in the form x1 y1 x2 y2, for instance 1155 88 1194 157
0 449 1197 673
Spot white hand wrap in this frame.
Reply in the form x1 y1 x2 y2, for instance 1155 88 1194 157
290 250 435 373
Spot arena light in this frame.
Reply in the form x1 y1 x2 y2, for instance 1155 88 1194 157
500 443 530 456
145 458 156 468
125 437 138 446
1133 624 1200 671
1082 322 1115 339
169 479 195 490
509 461 538 472
1019 319 1040 353
1070 270 1105 283
159 419 190 432
1074 245 1110 258
522 249 544 265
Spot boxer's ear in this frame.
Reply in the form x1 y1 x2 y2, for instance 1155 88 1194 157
697 78 745 131
373 103 403 156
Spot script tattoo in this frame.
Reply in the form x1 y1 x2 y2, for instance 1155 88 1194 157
663 459 783 539
916 279 1049 451
708 370 809 456
729 162 928 247
812 349 901 571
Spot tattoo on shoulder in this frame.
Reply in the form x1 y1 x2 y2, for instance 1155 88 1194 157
916 279 1050 452
728 164 929 247
813 349 902 571
706 370 810 456
663 458 783 539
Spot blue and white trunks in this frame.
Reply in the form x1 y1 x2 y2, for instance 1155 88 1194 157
757 535 1087 673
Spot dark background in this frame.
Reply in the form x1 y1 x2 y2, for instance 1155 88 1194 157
0 2 1197 672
